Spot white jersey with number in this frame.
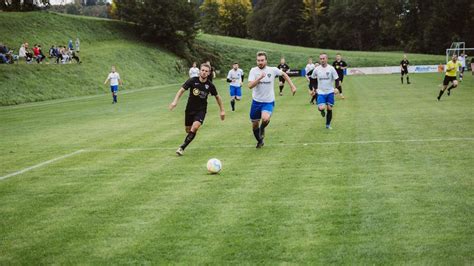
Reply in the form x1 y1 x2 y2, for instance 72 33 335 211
107 72 121 86
227 68 244 87
310 65 339 95
248 66 283 102
189 67 199 78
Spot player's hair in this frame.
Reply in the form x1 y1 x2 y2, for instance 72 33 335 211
256 51 267 59
319 53 328 58
200 63 211 70
336 53 341 56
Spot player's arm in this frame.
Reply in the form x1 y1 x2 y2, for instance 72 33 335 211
169 87 186 111
118 74 123 85
103 75 109 85
281 72 296 95
248 72 265 89
214 95 225 121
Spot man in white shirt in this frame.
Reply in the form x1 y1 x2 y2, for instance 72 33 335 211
104 66 122 104
248 51 297 148
226 62 245 111
189 62 199 78
458 53 466 81
311 53 339 129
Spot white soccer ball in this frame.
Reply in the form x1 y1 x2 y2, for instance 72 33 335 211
207 158 222 174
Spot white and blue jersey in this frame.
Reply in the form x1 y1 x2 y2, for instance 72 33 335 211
248 66 282 120
311 65 338 106
228 68 244 97
107 72 120 92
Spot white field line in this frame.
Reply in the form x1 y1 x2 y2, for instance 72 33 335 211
2 137 472 180
86 137 474 152
0 83 181 110
0 150 85 181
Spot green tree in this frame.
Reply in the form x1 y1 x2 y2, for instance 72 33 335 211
113 0 199 52
219 0 252 38
200 0 221 34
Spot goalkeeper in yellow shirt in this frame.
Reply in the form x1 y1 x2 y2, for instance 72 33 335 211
437 54 462 101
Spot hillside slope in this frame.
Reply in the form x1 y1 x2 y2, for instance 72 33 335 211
0 12 184 105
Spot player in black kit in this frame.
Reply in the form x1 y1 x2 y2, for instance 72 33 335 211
400 55 411 84
169 63 225 156
332 54 348 99
277 58 290 96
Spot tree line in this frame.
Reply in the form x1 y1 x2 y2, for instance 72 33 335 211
3 0 472 55
200 0 473 54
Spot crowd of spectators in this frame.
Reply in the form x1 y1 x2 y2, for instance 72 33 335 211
1 38 81 65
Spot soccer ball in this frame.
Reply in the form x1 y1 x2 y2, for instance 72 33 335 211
207 158 222 174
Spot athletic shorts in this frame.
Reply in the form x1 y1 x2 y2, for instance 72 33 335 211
229 85 242 97
336 73 344 82
443 76 456 86
279 76 285 83
401 68 408 75
110 85 118 92
250 100 274 120
185 110 206 126
317 93 335 107
308 79 318 90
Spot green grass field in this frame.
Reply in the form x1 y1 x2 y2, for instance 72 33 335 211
1 73 473 264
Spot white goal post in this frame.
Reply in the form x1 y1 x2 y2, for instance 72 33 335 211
446 42 474 63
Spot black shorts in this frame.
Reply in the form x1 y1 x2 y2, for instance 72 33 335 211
279 76 285 83
443 76 456 86
401 68 408 75
308 79 317 90
185 110 206 126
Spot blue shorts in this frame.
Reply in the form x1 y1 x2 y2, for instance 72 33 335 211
110 85 118 93
229 85 242 97
317 93 335 107
250 100 274 120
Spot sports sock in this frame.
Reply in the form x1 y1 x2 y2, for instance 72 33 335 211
259 120 270 138
438 90 445 99
338 85 343 94
253 127 261 142
407 77 410 83
447 85 454 91
401 77 403 84
113 95 117 102
311 95 316 103
326 110 333 126
230 99 235 111
279 86 283 93
180 131 196 150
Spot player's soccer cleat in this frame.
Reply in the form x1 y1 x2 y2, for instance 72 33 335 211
437 97 440 101
176 147 184 156
407 82 411 84
326 125 332 130
320 109 326 117
256 140 264 149
279 92 283 96
447 89 451 96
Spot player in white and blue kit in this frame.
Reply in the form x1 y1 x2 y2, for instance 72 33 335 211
311 53 339 129
226 62 245 111
104 66 122 104
248 51 297 148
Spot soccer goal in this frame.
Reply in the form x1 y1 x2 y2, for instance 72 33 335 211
446 42 474 63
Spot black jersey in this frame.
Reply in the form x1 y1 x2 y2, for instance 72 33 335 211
182 77 218 112
332 60 347 76
400 59 409 69
277 63 290 72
